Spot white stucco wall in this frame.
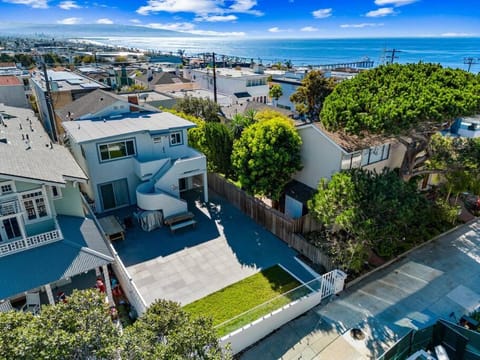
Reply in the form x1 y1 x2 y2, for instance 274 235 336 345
293 124 343 189
0 85 28 108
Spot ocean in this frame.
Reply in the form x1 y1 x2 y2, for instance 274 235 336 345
82 36 480 71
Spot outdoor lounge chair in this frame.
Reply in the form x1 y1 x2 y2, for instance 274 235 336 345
21 292 41 314
0 299 14 312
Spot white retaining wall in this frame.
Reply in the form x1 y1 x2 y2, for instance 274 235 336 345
220 290 323 355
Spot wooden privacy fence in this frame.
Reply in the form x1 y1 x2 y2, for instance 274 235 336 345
207 173 335 272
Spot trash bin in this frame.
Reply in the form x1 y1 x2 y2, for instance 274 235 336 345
333 269 347 294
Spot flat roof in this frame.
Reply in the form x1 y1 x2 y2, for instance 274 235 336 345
31 69 107 92
0 105 87 184
0 75 22 86
63 111 196 144
193 67 268 78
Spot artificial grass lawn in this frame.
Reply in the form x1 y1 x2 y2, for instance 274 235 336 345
183 265 311 336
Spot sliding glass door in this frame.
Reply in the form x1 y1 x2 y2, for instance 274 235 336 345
99 179 129 211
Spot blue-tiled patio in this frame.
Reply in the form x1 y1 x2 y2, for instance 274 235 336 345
106 190 315 306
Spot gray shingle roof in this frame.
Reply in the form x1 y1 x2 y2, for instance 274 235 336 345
0 216 114 299
0 105 87 184
137 72 190 86
63 111 196 143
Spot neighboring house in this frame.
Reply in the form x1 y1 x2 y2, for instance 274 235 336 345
134 70 192 92
221 101 293 120
76 66 118 90
119 90 177 110
294 123 404 190
55 88 159 125
0 104 114 305
0 75 29 108
30 69 109 140
167 88 232 107
187 67 269 105
270 76 302 111
62 111 208 216
445 115 480 139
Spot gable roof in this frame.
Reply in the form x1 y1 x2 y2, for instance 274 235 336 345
56 89 159 121
0 215 114 299
137 71 190 86
297 122 393 153
0 105 87 184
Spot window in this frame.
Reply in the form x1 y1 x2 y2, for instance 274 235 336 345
51 186 62 199
0 182 14 195
152 135 163 144
98 139 136 161
21 191 48 221
341 152 362 170
170 132 182 146
361 144 390 166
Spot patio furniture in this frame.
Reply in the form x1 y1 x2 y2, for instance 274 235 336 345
0 299 14 312
22 292 40 314
99 215 125 241
164 211 196 232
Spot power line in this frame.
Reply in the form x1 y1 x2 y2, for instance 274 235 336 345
464 57 479 72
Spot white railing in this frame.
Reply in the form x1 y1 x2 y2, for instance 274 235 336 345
0 229 62 258
81 194 147 316
219 269 347 355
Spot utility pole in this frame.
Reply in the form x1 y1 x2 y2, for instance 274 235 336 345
384 48 402 64
41 61 58 143
464 57 479 72
212 52 217 104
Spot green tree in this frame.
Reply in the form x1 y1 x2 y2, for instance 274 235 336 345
189 122 234 176
231 112 302 203
123 299 230 360
174 95 222 122
0 289 121 359
269 84 283 107
308 169 456 273
290 70 336 121
321 63 480 180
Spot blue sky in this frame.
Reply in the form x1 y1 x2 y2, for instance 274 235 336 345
0 0 479 38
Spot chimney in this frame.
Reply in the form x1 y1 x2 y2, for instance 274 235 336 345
128 95 139 113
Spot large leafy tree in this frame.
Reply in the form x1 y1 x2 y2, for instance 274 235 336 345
321 63 480 180
0 289 121 359
123 299 229 360
189 122 234 176
269 84 283 106
290 70 336 121
174 95 222 122
308 169 456 273
231 111 302 202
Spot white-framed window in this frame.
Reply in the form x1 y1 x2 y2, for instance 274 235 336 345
170 132 182 146
0 181 15 196
361 144 390 167
51 186 62 200
21 190 49 222
98 139 136 162
152 135 163 144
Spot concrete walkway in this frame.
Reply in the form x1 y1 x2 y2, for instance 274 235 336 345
240 219 480 360
113 191 314 306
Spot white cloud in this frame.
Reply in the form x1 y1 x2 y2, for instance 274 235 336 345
146 22 196 31
130 19 141 24
441 32 474 37
268 27 291 33
58 1 80 9
96 18 113 24
374 0 418 6
137 0 261 16
57 17 81 24
340 23 384 28
195 14 238 22
312 8 332 19
301 26 319 32
3 0 48 8
145 22 245 36
365 7 396 17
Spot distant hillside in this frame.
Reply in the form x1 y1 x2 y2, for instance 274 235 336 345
0 23 196 38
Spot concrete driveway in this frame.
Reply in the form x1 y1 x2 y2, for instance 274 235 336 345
240 219 480 360
112 190 314 306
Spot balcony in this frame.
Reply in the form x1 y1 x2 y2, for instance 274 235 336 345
133 157 170 181
0 228 63 258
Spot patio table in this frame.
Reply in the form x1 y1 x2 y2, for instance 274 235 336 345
99 215 125 241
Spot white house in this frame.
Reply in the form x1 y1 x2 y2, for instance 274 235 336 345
0 104 114 307
294 123 405 190
188 67 269 105
0 75 29 108
63 111 208 217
